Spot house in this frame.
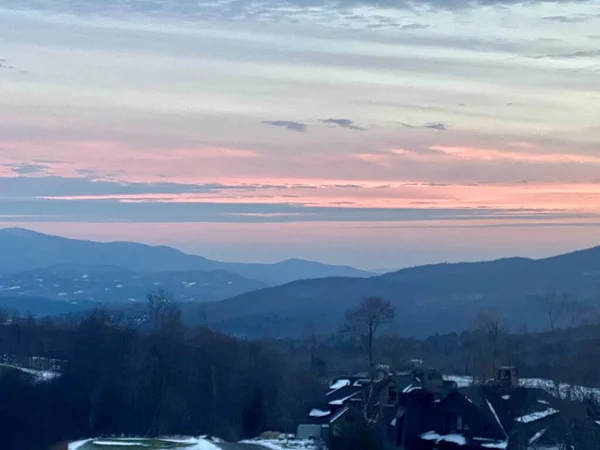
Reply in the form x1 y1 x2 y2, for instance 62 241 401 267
305 365 598 450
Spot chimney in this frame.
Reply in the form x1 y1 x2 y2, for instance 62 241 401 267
496 366 518 388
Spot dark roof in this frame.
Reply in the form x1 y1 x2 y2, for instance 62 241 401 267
454 384 563 446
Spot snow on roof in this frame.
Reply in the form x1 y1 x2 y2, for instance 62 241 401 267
501 395 510 400
444 375 473 388
330 407 350 423
420 432 442 441
515 408 559 424
481 442 508 449
405 385 423 393
445 374 600 401
529 427 548 445
309 408 331 418
329 393 358 405
420 431 467 446
486 400 507 438
402 383 414 393
0 364 59 383
329 379 351 391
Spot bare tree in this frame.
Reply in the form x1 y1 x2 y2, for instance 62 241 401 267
472 309 506 382
536 288 563 331
344 296 395 379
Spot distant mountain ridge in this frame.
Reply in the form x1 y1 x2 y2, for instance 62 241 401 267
191 245 600 338
3 227 600 339
0 228 373 285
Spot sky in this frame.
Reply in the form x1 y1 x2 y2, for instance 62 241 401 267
1 0 599 269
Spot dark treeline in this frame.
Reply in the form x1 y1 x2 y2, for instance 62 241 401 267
3 293 600 450
0 291 323 450
272 312 600 388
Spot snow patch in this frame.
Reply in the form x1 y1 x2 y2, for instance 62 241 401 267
329 393 357 405
329 379 351 390
309 408 331 417
240 438 316 450
92 442 148 447
515 408 559 424
529 427 548 444
420 431 466 446
405 385 422 393
501 395 510 400
482 442 508 449
486 400 507 438
68 439 92 450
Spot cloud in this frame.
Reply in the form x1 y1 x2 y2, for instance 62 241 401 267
533 50 600 59
3 162 50 175
320 118 367 131
401 121 449 131
0 58 27 75
427 146 600 164
263 120 308 133
1 196 596 225
542 14 600 23
6 0 596 19
399 23 429 30
424 122 448 131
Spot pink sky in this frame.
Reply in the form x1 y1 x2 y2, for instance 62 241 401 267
1 2 600 267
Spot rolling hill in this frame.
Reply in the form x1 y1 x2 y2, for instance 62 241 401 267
192 246 600 338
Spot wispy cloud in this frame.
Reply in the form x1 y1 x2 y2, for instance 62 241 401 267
424 122 448 131
542 13 600 23
263 120 308 133
401 121 449 131
532 50 600 59
2 162 50 175
427 146 600 164
320 118 367 131
399 23 429 30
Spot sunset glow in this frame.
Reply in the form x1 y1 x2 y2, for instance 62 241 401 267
1 1 600 267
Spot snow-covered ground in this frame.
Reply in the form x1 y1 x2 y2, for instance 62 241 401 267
444 375 600 401
240 438 317 450
68 437 222 450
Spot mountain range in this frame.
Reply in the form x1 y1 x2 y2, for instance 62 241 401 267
0 227 371 312
0 227 371 283
1 227 600 338
192 247 600 338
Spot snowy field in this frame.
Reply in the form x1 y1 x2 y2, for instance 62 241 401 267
240 438 318 450
69 437 222 450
